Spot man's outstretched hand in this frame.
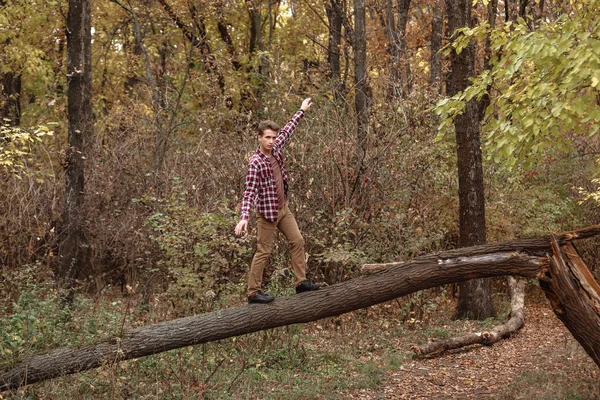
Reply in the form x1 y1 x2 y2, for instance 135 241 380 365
301 97 313 112
235 219 248 236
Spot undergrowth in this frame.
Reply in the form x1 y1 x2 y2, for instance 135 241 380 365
1 278 599 399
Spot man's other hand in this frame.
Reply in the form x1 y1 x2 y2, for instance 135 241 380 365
301 97 313 112
235 219 248 236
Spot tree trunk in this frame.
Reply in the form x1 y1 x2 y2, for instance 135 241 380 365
246 0 269 109
382 0 411 100
5 225 600 391
429 4 443 90
384 0 400 100
480 0 497 120
325 0 344 100
57 0 93 290
397 0 412 97
519 0 529 19
352 0 371 205
541 238 600 368
446 0 494 320
216 4 241 72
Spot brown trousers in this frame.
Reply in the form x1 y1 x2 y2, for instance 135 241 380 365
248 203 306 295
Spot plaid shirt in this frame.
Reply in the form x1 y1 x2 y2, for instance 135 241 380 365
240 110 305 222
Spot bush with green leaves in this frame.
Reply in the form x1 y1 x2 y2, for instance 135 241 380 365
0 273 64 363
140 178 252 314
0 122 54 174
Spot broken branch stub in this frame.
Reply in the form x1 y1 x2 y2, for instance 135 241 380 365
540 238 600 368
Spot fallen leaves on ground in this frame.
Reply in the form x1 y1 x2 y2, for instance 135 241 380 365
343 303 599 399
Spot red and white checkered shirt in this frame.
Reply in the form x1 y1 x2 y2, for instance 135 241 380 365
240 110 305 222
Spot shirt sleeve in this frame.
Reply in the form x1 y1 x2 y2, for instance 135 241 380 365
240 160 259 220
273 109 304 153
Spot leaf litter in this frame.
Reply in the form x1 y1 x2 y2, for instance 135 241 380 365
343 303 599 399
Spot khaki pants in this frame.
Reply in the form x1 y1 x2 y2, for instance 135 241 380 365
248 203 306 295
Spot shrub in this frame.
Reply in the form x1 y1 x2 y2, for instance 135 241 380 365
140 178 252 314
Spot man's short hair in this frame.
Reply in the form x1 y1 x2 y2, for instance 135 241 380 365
258 120 280 137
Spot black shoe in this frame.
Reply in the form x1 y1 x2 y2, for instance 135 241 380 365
248 291 275 304
295 280 320 293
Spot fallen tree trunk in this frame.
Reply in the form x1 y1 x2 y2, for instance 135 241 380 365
540 237 600 368
2 225 600 391
413 277 526 357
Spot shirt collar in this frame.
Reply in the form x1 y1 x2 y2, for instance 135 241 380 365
256 147 274 160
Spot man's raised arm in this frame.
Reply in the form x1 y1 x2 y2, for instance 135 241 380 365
274 98 313 151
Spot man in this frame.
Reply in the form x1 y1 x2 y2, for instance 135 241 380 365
235 98 320 304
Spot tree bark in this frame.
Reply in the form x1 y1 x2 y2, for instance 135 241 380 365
480 0 498 120
4 225 600 391
352 0 371 206
353 0 370 141
397 0 412 97
446 0 494 320
381 0 411 100
216 4 241 72
540 238 600 368
429 4 443 90
325 0 344 100
56 0 93 290
246 0 270 109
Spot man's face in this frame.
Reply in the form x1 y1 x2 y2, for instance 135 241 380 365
258 129 277 153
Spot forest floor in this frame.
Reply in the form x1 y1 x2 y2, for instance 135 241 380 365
3 281 600 399
345 301 600 399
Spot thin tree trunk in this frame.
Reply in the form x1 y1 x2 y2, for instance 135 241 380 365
216 4 241 71
536 0 545 25
397 0 412 96
247 0 269 108
350 0 372 208
5 225 600 391
446 0 494 320
429 4 443 90
481 0 497 119
382 0 411 100
111 0 171 174
353 0 370 164
384 0 401 100
57 0 93 292
519 0 529 19
330 0 354 107
326 0 344 100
